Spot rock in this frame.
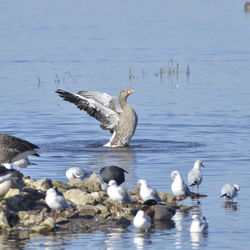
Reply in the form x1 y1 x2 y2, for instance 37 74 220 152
84 174 102 192
4 188 21 198
64 189 95 207
10 170 25 190
0 210 19 229
68 178 88 192
5 188 44 211
52 180 72 194
31 178 53 192
78 205 97 217
158 192 176 204
18 210 45 226
31 217 55 233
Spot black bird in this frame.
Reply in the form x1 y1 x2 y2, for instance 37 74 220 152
99 165 128 185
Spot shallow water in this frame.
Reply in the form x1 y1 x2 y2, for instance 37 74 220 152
1 0 250 249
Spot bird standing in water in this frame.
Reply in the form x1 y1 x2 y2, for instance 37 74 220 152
56 89 138 147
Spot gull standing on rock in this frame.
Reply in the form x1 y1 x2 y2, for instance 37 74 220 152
188 160 205 193
220 183 240 201
0 133 39 169
107 180 132 204
137 179 161 202
171 170 191 200
45 188 72 211
190 214 209 233
133 210 152 232
66 167 92 181
56 89 138 147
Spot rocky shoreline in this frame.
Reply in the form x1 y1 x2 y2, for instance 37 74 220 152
0 172 195 234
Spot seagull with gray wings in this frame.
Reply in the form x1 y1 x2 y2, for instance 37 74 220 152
56 89 138 147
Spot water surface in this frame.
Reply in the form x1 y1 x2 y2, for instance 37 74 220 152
0 0 250 249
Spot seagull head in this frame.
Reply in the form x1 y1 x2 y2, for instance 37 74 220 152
171 170 180 180
233 184 240 191
46 188 57 196
194 160 205 168
108 180 118 187
137 179 147 187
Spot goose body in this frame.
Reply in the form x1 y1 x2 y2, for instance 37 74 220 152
0 134 39 169
56 89 138 147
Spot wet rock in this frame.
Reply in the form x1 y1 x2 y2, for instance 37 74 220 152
18 209 46 226
0 209 19 229
31 217 55 233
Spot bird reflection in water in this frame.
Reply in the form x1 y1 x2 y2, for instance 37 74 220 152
105 229 126 250
172 210 188 249
221 201 240 212
190 231 208 249
133 232 152 249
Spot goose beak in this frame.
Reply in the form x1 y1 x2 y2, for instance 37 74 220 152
127 89 134 94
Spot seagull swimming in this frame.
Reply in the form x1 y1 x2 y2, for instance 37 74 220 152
171 170 191 200
0 133 39 169
66 167 92 181
220 183 240 201
188 160 204 193
107 180 132 204
45 188 72 210
137 179 161 202
190 214 209 233
133 210 152 231
56 89 138 147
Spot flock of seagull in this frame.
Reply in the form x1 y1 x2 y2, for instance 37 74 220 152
0 89 241 234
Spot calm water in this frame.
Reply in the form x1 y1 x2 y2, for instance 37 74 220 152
0 0 250 249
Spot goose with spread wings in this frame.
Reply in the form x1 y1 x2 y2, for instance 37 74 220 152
56 89 138 147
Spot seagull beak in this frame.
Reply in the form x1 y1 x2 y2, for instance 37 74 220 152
201 163 205 168
127 89 134 95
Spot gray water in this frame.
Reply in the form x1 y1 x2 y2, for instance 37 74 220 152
1 0 250 249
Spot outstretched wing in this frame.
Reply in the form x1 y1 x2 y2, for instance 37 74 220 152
77 91 122 113
56 89 119 131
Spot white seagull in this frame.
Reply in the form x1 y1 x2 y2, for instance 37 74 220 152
171 170 191 200
107 180 132 204
188 160 204 193
190 214 209 233
0 133 39 169
133 210 152 231
56 89 138 147
220 183 240 201
45 188 72 210
137 179 161 202
66 167 92 181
